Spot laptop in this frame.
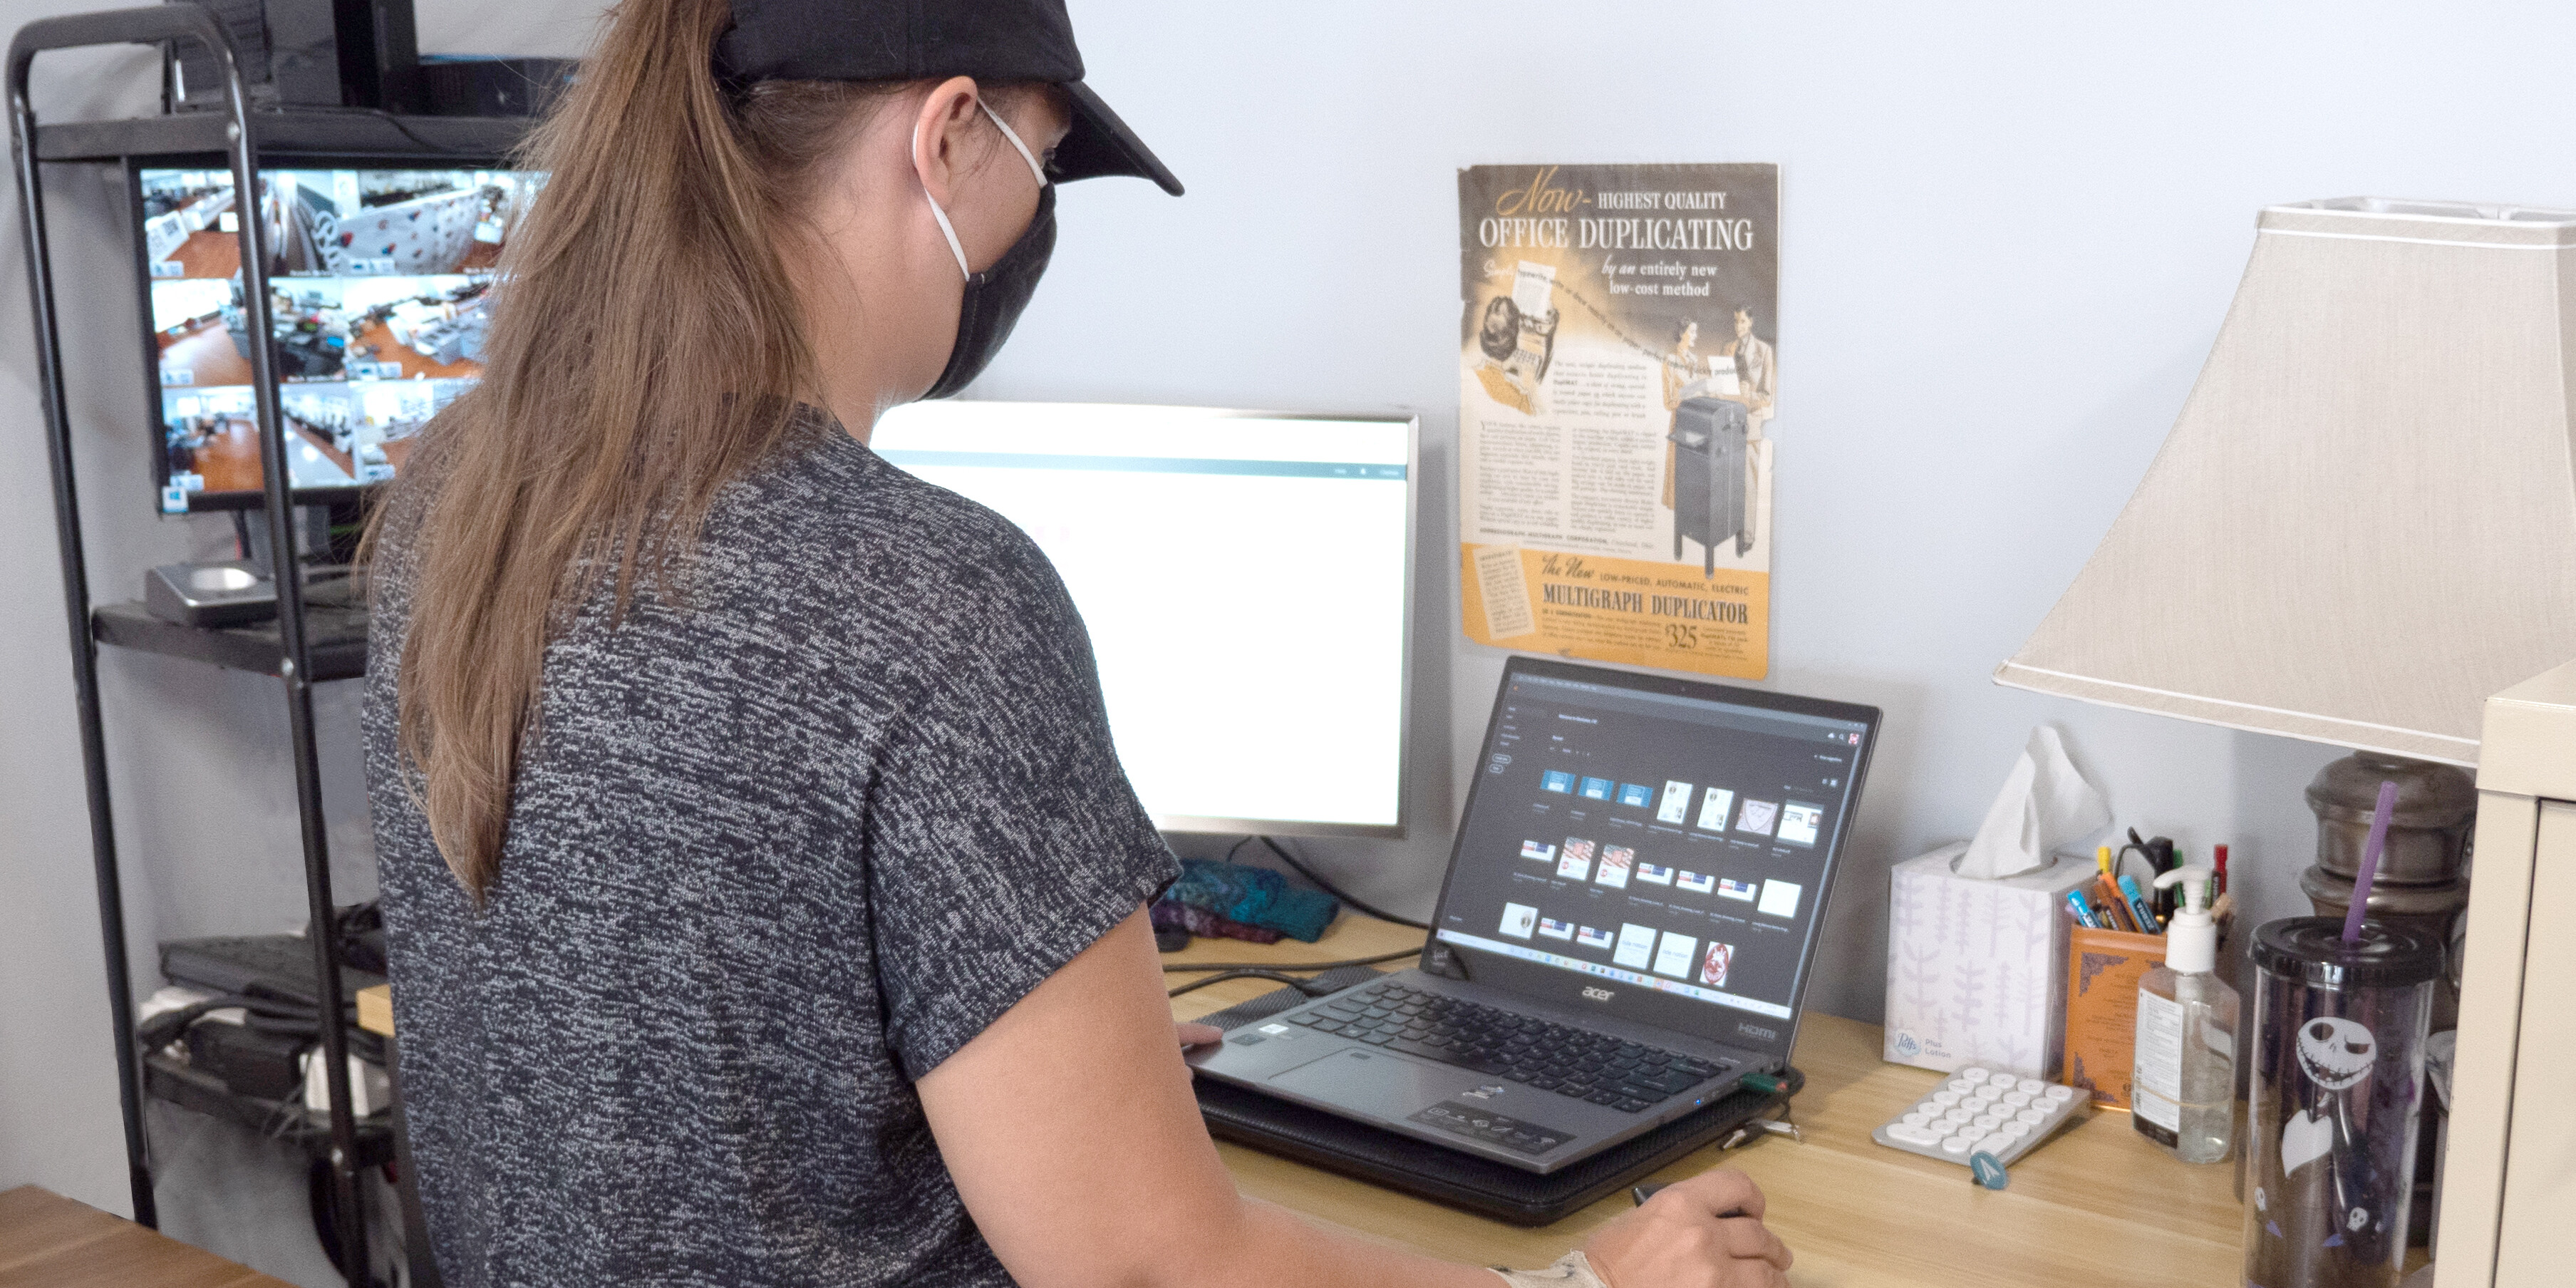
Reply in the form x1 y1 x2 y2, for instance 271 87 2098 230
1189 656 1879 1174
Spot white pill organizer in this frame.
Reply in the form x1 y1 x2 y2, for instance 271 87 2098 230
1871 1065 2091 1167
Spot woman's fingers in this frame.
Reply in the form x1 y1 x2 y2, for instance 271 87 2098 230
1662 1167 1768 1222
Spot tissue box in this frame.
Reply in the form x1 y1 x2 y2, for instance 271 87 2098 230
1882 841 2098 1078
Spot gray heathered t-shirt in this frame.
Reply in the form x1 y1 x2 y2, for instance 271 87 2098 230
362 416 1177 1288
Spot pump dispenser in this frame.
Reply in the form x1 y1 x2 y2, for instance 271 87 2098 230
2132 865 2238 1161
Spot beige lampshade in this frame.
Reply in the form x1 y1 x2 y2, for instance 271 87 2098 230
1997 197 2576 767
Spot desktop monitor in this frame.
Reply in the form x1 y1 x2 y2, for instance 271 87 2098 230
133 164 542 513
869 401 1416 838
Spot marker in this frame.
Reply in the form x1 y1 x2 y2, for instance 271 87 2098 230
2214 844 2230 898
2153 847 2177 921
2096 844 2114 881
2118 873 2162 934
2094 878 2138 932
2065 890 2101 929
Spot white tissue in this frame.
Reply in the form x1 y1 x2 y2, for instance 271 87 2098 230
1957 726 2109 879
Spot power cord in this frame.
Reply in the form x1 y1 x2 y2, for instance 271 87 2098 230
1162 947 1423 1001
1162 946 1423 977
1165 969 1342 1000
280 105 487 157
1227 835 1432 930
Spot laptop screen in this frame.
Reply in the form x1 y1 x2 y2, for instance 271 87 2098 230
1426 659 1878 1058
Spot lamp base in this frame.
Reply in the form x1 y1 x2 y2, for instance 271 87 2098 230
2305 752 2475 884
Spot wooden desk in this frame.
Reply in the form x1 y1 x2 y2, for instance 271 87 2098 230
1169 916 2249 1287
360 915 2262 1284
356 982 393 1038
0 1187 290 1288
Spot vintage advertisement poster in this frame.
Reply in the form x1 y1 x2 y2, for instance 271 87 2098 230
1457 163 1778 678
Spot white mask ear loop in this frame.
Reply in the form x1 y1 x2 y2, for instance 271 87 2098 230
920 99 1050 280
979 100 1050 188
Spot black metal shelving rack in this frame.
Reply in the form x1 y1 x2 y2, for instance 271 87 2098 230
10 8 524 1282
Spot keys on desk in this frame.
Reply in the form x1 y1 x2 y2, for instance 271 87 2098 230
1871 1066 2089 1169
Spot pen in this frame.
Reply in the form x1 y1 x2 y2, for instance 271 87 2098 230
1632 1183 1750 1215
2118 873 2162 934
2096 844 2114 881
2214 843 2230 898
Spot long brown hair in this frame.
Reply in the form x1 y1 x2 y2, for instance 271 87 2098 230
372 0 946 899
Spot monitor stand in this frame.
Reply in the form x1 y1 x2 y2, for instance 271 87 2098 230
235 507 336 582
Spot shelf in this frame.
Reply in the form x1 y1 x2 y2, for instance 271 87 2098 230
35 108 528 163
93 600 368 681
142 1051 393 1168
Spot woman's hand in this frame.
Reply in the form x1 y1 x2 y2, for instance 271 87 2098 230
1581 1168 1794 1288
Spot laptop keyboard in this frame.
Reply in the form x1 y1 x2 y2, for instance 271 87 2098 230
1286 981 1734 1113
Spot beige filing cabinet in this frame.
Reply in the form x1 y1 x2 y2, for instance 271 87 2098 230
2438 658 2576 1286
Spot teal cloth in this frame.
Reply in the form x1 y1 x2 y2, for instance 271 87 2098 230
1166 857 1338 943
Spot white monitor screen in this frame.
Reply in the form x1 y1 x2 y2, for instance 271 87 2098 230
869 401 1414 835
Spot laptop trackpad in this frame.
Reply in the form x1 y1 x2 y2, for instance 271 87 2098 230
1273 1049 1579 1157
1271 1048 1464 1116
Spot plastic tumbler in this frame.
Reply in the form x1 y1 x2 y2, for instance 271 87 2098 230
2243 917 2440 1288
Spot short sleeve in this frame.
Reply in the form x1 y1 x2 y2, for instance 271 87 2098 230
863 557 1177 1081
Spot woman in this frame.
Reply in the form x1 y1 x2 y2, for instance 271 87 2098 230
364 1 1796 1285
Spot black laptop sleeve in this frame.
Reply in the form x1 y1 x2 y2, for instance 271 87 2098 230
1187 969 1804 1226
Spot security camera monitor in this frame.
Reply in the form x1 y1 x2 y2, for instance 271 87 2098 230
134 165 542 513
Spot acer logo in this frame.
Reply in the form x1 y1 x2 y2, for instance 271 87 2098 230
1581 986 1615 1002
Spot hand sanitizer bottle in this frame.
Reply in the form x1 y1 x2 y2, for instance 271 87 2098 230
2132 865 2237 1162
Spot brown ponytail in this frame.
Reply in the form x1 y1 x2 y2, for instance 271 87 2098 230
371 0 907 900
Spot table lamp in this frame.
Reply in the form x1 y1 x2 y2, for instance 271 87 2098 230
1995 195 2576 1031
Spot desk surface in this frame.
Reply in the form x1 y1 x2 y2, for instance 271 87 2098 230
1167 915 2247 1288
357 914 2255 1285
0 1187 291 1288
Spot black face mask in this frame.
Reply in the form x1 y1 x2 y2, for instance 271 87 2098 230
921 102 1055 401
923 185 1055 399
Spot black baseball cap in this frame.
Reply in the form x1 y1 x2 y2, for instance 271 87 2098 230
713 0 1183 196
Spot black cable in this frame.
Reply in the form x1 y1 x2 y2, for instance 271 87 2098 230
1165 969 1343 1000
274 105 480 157
1161 946 1422 975
1248 835 1431 930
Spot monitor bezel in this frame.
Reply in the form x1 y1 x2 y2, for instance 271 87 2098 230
127 151 518 516
881 400 1421 843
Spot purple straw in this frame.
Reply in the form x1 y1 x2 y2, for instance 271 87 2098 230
2342 780 2399 944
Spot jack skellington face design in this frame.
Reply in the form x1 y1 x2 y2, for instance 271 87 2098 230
2280 1015 2384 1247
2298 1018 2376 1090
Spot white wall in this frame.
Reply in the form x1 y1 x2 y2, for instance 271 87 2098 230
4 0 2570 1245
995 0 2576 1027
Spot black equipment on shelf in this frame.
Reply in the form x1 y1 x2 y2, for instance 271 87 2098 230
11 6 527 1279
1669 396 1751 576
165 0 420 114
